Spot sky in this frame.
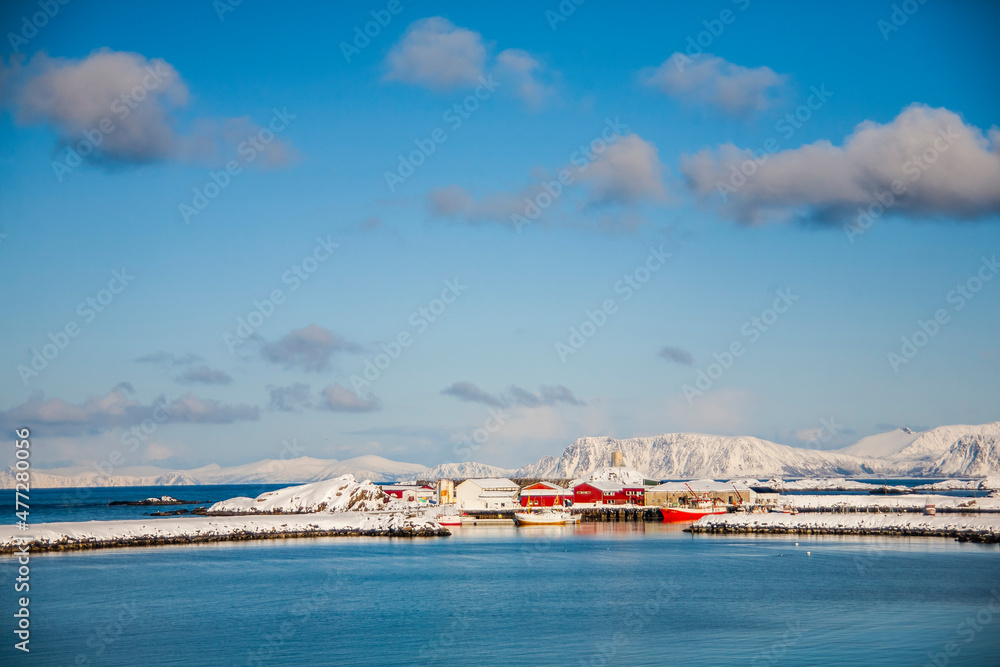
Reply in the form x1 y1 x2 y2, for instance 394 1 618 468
0 0 998 471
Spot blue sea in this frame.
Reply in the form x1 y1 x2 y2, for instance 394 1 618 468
3 485 1000 666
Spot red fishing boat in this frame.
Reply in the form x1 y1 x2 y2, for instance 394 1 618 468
660 483 729 523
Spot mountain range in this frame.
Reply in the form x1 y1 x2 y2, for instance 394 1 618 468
3 422 998 488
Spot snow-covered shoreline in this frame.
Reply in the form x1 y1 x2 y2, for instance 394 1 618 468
1 512 449 554
688 512 1000 543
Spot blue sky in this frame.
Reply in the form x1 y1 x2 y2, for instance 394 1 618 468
1 0 998 470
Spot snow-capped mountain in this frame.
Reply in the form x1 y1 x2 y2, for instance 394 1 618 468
516 423 1000 480
515 433 885 479
836 427 921 459
421 461 515 480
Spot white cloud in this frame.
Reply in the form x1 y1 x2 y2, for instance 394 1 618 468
578 134 668 205
383 17 486 90
427 133 667 229
680 104 1000 224
642 53 787 118
260 324 363 372
2 49 295 168
321 384 381 413
0 386 259 436
495 48 554 108
383 18 555 108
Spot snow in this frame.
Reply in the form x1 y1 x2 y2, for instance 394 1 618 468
692 511 1000 540
422 462 516 480
761 478 880 491
516 433 884 480
0 512 446 553
208 475 389 514
570 466 648 487
513 422 1000 480
647 479 754 493
0 455 429 489
836 427 921 458
912 477 999 491
782 494 1000 510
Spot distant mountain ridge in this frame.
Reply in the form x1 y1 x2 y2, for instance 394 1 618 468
515 422 1000 480
3 422 998 488
0 455 428 489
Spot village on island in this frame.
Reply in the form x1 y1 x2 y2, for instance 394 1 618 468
4 450 999 554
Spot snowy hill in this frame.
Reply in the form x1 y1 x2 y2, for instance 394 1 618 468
421 461 515 480
515 433 885 480
208 475 389 514
837 427 921 458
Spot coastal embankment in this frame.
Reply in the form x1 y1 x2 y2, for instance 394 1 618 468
687 512 1000 543
1 512 449 554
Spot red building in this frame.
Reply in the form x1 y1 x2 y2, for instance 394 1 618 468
573 481 646 506
381 485 434 502
519 481 572 507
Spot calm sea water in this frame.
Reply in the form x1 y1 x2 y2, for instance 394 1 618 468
3 522 998 666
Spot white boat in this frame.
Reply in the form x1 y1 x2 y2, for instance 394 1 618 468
514 509 577 526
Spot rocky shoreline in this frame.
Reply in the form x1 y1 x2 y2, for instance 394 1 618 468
687 513 1000 543
1 525 450 554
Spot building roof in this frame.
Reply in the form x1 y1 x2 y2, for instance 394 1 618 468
522 481 564 491
576 481 645 492
648 479 752 493
461 477 518 490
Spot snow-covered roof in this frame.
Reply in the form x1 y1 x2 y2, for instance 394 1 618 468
520 488 571 496
465 478 518 490
522 481 564 490
576 480 645 492
570 466 648 487
648 479 751 493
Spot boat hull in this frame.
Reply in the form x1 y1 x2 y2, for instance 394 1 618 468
660 507 728 523
514 512 572 526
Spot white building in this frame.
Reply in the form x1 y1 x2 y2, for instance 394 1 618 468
454 478 519 510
